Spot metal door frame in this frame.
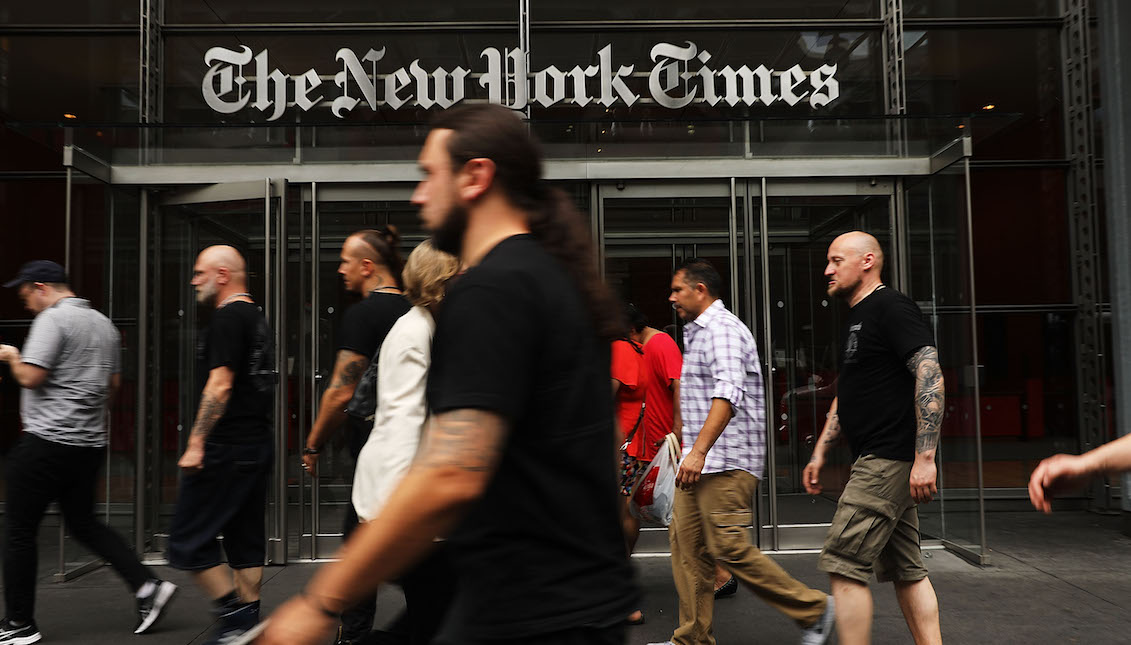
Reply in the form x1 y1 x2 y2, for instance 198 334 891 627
137 179 288 563
596 178 897 552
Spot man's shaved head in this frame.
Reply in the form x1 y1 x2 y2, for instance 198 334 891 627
192 245 248 306
831 231 884 274
825 231 885 304
343 234 380 264
198 245 247 277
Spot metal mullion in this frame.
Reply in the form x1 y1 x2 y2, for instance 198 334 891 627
297 189 308 558
758 177 777 551
520 0 531 120
531 19 884 31
161 21 517 33
728 178 738 311
0 25 138 34
902 16 1064 28
962 157 988 560
310 183 321 559
273 179 288 564
135 190 149 555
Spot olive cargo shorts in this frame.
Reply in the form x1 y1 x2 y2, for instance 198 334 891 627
816 454 929 584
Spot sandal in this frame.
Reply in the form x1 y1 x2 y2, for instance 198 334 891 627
714 575 738 598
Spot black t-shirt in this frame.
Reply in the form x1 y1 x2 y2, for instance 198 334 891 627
427 234 638 639
337 291 410 361
196 301 274 444
836 287 935 461
337 291 410 449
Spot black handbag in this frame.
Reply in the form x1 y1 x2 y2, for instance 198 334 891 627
344 342 383 421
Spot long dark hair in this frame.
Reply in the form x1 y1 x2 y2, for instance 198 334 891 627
431 105 623 339
354 226 405 289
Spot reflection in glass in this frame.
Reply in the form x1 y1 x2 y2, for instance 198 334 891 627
904 28 1063 160
766 194 889 527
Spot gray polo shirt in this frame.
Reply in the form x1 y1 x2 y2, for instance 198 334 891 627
20 297 120 447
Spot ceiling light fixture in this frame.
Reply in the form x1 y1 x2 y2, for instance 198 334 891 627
63 113 77 119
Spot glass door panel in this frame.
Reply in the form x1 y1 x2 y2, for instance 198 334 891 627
294 184 419 560
905 152 987 563
144 183 275 558
599 182 758 551
764 193 891 536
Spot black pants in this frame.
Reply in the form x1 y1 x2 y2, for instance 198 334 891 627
4 433 152 622
341 418 378 640
400 545 456 645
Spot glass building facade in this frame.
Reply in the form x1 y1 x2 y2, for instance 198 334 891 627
0 0 1115 571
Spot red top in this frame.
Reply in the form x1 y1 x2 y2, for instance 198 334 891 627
629 331 683 461
610 339 646 444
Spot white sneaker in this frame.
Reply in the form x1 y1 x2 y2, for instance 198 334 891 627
800 595 836 645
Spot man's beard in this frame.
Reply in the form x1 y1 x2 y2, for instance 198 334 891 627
431 203 470 257
196 280 219 306
827 278 858 300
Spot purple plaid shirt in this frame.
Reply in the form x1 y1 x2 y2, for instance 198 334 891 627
680 299 766 479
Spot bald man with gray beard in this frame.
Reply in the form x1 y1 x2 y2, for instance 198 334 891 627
168 245 276 645
803 232 944 645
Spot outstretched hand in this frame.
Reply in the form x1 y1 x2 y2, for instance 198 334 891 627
1029 454 1093 514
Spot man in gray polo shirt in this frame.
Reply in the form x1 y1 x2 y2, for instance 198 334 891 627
0 261 176 645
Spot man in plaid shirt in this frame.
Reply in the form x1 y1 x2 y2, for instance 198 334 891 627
649 259 835 645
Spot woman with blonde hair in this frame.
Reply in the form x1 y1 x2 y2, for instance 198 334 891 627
350 239 460 644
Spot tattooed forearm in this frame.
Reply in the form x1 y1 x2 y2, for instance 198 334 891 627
190 391 229 439
907 346 945 454
416 409 508 473
810 404 842 463
822 414 842 446
329 352 367 390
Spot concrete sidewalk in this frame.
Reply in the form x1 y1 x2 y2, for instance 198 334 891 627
11 511 1131 644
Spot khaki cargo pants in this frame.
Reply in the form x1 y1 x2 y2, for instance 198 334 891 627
817 454 929 583
669 470 827 645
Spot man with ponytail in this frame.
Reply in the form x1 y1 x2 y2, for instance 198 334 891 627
262 105 637 645
301 227 409 644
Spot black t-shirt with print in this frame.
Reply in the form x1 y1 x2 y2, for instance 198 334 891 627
836 287 935 462
427 234 638 640
196 300 274 444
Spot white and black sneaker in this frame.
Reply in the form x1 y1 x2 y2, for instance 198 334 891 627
800 595 836 645
135 580 179 634
0 618 41 645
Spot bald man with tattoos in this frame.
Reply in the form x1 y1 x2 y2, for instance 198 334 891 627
803 232 945 645
168 245 276 645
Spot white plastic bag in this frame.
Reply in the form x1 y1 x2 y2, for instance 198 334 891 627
629 433 681 526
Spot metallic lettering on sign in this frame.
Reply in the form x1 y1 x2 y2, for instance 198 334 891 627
201 42 842 117
202 46 253 114
480 47 528 110
333 48 385 118
597 44 639 107
649 41 699 109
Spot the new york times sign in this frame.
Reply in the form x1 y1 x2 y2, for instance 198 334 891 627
202 42 840 121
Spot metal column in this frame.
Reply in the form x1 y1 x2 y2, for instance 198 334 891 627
1064 0 1108 508
1096 0 1131 520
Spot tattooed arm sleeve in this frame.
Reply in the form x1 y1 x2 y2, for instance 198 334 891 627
307 349 369 450
907 346 945 455
810 396 842 462
190 366 235 440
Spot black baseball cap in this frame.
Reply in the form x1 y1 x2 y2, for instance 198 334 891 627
3 260 68 288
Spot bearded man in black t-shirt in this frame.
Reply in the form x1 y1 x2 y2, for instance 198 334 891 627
262 106 637 645
803 232 944 645
169 245 275 645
